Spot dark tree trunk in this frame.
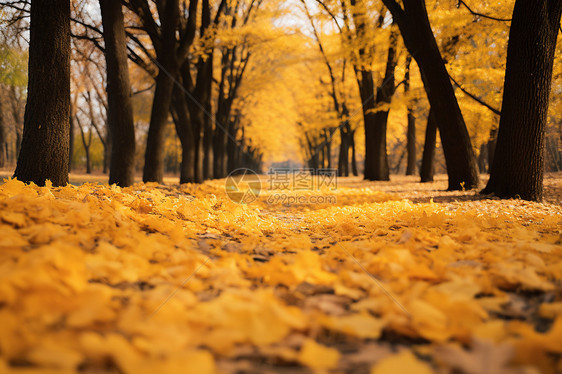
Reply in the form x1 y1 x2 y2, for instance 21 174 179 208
382 0 480 190
14 0 70 186
68 103 74 172
226 114 240 173
358 70 377 179
192 117 204 183
142 0 179 183
212 114 228 178
338 122 350 177
406 110 416 175
202 112 213 180
195 0 214 181
143 67 176 183
103 131 111 174
350 129 358 176
171 86 196 184
487 127 498 171
85 144 92 174
482 0 562 201
420 108 437 183
364 26 398 181
478 143 488 173
325 129 332 169
100 0 136 186
404 56 416 176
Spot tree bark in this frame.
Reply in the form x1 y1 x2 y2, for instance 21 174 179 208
382 0 480 190
350 129 358 176
226 113 240 173
478 143 487 173
14 0 70 186
420 108 436 183
100 0 136 186
142 0 179 183
325 129 332 169
487 127 497 171
358 69 377 179
404 56 416 176
364 26 398 181
482 0 562 201
338 122 350 176
171 85 196 183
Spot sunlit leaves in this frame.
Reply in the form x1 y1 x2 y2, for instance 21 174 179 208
0 177 561 372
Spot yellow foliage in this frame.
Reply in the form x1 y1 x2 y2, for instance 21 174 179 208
0 176 561 372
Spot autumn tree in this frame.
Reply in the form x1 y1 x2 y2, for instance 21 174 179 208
213 0 262 179
126 0 180 183
301 0 358 176
365 24 398 180
482 0 562 201
14 0 70 186
99 0 136 186
404 55 416 176
420 107 436 182
381 0 479 190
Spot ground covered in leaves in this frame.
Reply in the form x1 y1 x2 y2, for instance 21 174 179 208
0 174 561 374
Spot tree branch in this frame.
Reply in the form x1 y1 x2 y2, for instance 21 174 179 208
449 73 500 116
457 0 511 22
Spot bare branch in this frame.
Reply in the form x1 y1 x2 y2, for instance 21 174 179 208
449 73 500 116
457 0 511 22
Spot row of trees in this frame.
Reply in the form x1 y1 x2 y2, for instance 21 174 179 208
2 0 272 186
291 0 561 200
0 0 561 201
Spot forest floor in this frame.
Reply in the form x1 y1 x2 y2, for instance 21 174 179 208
0 172 561 373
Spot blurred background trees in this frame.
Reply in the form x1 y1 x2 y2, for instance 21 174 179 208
0 0 560 197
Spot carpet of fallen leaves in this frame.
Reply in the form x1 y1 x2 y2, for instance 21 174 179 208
0 173 561 374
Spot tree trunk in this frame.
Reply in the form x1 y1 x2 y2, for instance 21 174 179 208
420 108 437 183
103 131 111 174
100 0 136 186
404 56 416 176
69 111 74 172
85 144 92 174
325 129 332 169
193 117 204 183
142 0 179 183
226 115 239 173
350 129 358 176
357 70 377 179
383 0 479 190
14 0 70 186
171 86 196 184
487 127 498 172
203 115 213 180
338 123 350 176
478 143 488 173
364 26 398 181
143 68 176 183
406 110 416 175
482 0 562 201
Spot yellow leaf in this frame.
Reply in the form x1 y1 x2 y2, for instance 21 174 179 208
298 339 340 370
371 351 434 374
